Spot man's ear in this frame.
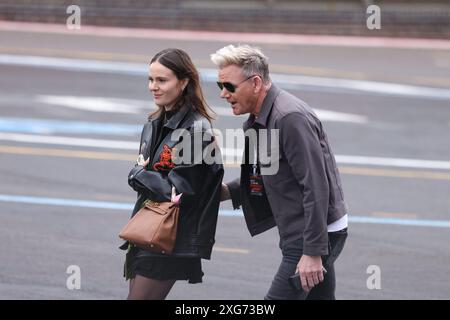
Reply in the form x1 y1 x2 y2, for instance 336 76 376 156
253 76 263 93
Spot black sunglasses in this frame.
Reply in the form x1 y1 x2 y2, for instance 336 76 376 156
216 75 256 93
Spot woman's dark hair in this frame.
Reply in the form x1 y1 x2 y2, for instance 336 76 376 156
148 48 215 122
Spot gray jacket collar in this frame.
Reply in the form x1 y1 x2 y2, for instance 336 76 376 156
243 84 281 130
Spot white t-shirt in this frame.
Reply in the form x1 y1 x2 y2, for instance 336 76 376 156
327 214 348 232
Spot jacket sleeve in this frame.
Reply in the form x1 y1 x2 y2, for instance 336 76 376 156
128 126 218 202
128 165 172 202
227 178 242 209
279 113 329 256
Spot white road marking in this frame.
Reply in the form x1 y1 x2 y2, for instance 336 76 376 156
33 94 368 123
36 95 148 113
1 132 450 170
1 54 450 100
270 73 450 100
0 132 137 150
313 109 367 124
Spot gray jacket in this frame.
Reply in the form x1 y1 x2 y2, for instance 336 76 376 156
228 85 348 256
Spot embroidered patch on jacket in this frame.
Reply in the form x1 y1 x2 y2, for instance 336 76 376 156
153 144 176 172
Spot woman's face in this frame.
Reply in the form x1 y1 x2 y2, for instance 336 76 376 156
148 61 187 110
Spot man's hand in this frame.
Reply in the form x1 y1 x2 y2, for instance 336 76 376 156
220 183 231 202
297 255 325 292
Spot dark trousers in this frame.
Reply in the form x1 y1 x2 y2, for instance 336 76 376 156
265 228 347 300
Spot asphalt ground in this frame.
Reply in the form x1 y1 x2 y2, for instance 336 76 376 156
1 23 450 300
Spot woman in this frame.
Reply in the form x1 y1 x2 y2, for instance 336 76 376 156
120 48 224 300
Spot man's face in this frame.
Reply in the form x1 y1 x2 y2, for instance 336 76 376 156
217 65 258 116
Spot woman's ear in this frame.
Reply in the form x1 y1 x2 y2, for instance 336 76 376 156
181 78 189 91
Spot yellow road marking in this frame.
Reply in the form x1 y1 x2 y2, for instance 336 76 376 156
271 63 367 80
338 166 450 181
412 76 450 88
0 46 149 63
2 145 450 181
0 145 135 161
432 52 450 69
213 246 249 254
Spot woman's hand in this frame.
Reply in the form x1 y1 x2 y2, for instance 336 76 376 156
137 154 150 167
171 186 182 204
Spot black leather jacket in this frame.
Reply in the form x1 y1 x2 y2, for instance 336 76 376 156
120 105 224 259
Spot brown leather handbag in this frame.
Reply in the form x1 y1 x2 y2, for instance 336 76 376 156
119 200 179 254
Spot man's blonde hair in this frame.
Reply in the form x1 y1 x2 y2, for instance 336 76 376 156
210 44 270 84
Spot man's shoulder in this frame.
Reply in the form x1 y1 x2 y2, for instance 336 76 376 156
271 88 317 123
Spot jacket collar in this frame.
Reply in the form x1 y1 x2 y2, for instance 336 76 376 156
164 104 191 130
243 84 280 130
146 104 191 161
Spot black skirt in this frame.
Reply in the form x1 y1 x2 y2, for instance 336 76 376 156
124 246 204 284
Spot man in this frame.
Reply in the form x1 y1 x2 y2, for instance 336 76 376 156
211 44 348 300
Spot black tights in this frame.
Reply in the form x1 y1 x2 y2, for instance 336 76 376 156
127 275 176 300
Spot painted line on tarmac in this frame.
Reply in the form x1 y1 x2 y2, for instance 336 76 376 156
3 46 450 88
0 136 242 162
213 247 249 254
348 216 450 228
0 194 133 210
338 166 450 181
0 145 135 161
1 21 450 50
33 95 367 123
0 96 366 123
0 133 139 150
0 117 140 136
2 54 450 100
2 145 450 181
0 194 248 254
1 194 450 228
2 142 450 174
35 95 149 114
336 155 450 170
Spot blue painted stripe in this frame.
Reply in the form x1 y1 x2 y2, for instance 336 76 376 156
0 117 140 136
1 194 450 228
349 216 450 228
0 194 133 210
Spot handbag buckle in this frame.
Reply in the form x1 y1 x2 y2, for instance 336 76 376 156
144 199 160 207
